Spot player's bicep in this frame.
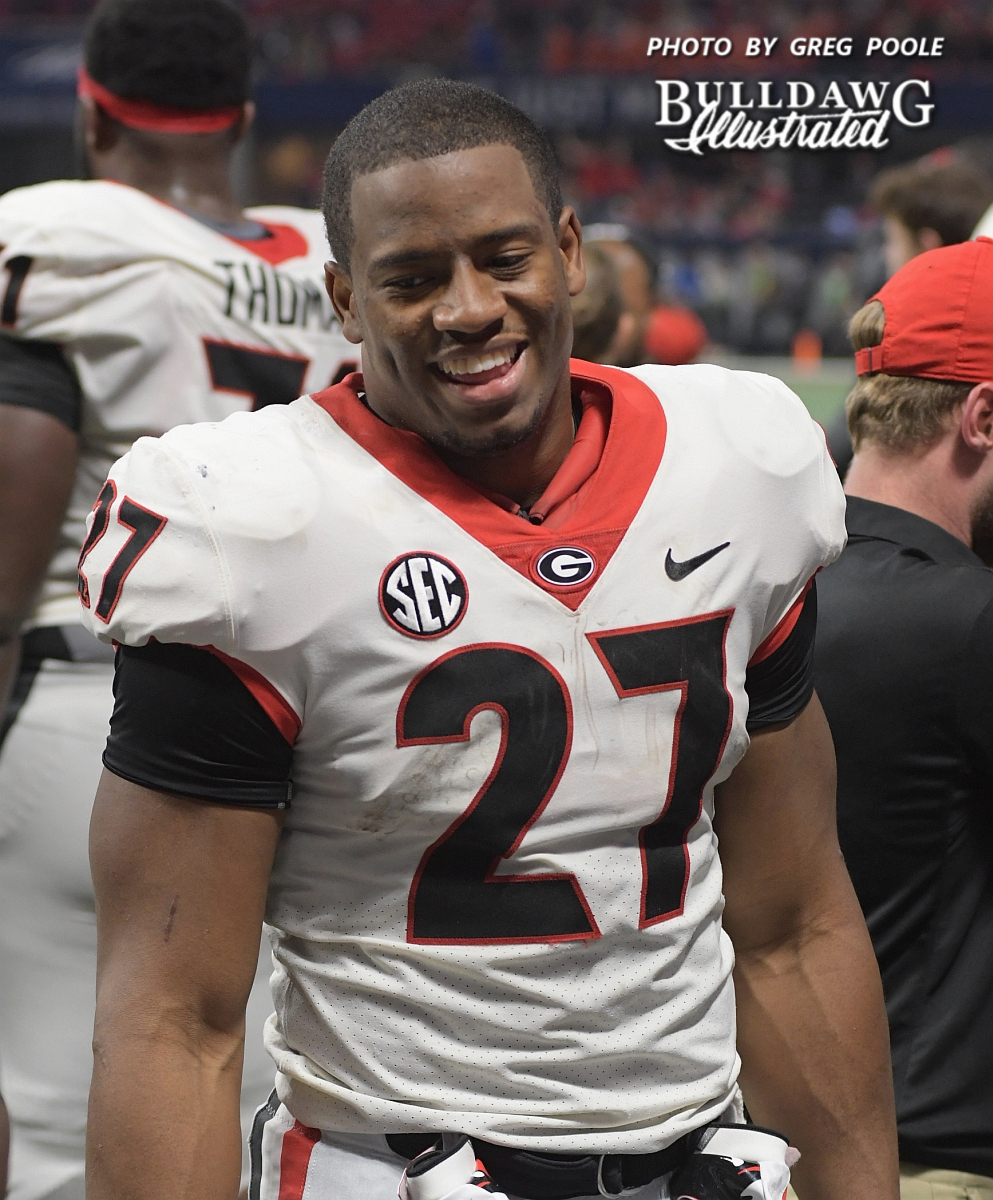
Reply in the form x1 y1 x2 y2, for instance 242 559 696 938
715 694 848 955
90 769 283 1033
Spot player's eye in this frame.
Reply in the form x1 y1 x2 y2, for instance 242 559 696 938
488 252 531 274
386 274 433 292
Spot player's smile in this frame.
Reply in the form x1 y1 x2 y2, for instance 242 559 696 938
430 339 528 402
327 143 586 487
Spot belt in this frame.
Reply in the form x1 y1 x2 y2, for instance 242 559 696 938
20 625 116 665
386 1129 701 1199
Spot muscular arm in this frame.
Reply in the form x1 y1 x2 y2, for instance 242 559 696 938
714 695 898 1200
87 770 283 1200
0 402 78 702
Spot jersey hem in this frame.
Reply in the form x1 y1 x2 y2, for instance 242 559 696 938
271 1071 744 1157
101 756 291 808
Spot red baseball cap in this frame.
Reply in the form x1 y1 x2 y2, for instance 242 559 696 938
855 236 993 382
643 305 708 365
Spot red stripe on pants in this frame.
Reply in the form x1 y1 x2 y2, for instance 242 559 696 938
278 1120 321 1200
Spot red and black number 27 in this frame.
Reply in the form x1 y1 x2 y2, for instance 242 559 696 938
77 480 168 623
402 612 733 944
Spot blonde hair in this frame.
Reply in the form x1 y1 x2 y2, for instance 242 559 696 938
845 299 973 451
571 243 622 363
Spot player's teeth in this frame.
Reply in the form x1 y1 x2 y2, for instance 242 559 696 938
438 348 515 376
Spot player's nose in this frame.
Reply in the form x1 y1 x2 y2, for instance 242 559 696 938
432 257 507 335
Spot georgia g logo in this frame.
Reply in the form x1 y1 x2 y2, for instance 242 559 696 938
380 552 468 638
534 546 596 587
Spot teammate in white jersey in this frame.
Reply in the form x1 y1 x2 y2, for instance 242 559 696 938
81 81 898 1200
0 2 352 1197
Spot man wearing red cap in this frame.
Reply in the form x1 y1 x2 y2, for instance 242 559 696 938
815 237 993 1200
0 2 352 1197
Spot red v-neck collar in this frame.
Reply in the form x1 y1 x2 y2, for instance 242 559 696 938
475 384 611 528
223 222 309 264
101 180 310 264
310 360 666 610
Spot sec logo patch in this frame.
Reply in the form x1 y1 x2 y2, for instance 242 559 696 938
380 552 468 638
534 546 596 587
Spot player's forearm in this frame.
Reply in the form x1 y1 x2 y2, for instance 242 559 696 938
87 1017 244 1200
733 908 898 1200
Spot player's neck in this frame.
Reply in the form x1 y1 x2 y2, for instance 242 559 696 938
434 380 576 509
845 438 974 547
95 146 246 227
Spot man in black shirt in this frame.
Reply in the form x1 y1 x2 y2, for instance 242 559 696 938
815 237 993 1199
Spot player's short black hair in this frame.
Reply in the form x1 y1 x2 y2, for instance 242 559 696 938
84 0 251 112
323 80 563 274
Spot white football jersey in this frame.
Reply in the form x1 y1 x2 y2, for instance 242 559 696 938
79 362 846 1154
0 178 355 629
973 206 993 238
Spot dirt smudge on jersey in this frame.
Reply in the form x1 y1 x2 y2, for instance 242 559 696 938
356 734 499 838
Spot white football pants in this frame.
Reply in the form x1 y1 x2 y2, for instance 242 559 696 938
0 656 276 1200
252 1101 673 1200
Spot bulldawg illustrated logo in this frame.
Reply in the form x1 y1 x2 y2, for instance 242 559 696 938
656 78 933 155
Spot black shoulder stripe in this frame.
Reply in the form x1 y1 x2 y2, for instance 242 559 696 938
0 333 82 432
103 640 293 808
745 582 817 732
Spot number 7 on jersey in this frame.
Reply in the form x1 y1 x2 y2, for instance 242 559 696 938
77 480 168 623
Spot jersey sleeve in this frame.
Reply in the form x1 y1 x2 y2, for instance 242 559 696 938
973 204 993 239
629 363 845 736
104 640 294 808
744 580 817 730
0 182 149 345
77 434 233 648
728 368 847 651
80 421 308 805
0 333 82 429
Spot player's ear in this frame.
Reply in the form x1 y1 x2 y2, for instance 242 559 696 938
234 101 256 143
917 226 944 253
960 381 993 453
325 262 363 345
558 207 586 299
80 96 120 156
78 96 102 157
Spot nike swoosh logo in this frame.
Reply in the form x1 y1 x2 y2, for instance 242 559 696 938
665 541 730 582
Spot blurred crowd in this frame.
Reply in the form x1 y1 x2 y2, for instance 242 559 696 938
246 0 993 81
5 0 993 360
7 0 993 79
257 127 993 359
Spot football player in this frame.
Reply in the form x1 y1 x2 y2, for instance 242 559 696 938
0 2 352 1197
81 81 899 1200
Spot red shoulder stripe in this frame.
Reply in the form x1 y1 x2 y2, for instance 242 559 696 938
202 645 302 745
748 578 813 666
